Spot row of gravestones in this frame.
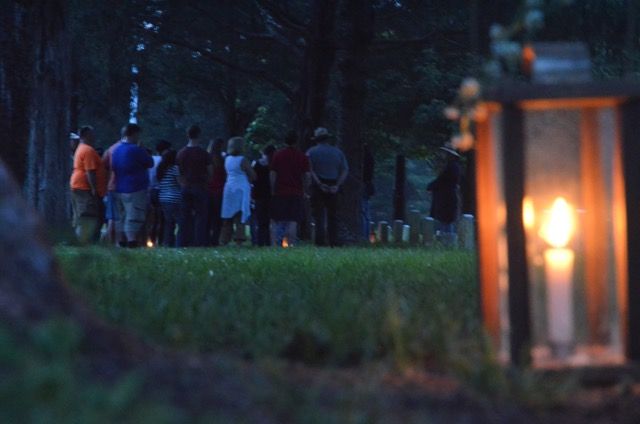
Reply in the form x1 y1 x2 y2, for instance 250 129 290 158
235 212 475 248
371 211 475 250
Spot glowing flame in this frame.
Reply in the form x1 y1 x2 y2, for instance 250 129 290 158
146 239 154 248
539 197 575 248
369 233 377 244
522 196 535 231
282 237 289 248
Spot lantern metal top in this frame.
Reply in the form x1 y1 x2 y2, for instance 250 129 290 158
485 41 640 106
483 80 640 105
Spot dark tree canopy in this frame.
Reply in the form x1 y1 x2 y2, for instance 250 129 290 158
1 0 638 235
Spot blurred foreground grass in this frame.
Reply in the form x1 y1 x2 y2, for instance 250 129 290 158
57 247 478 367
0 247 578 422
0 319 181 423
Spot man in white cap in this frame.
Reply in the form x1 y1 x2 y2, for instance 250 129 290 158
69 132 80 157
69 126 106 243
306 127 349 246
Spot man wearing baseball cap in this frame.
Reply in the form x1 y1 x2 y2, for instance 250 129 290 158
306 127 349 247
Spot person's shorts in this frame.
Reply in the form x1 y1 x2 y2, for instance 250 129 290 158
115 190 148 235
105 191 119 221
270 195 304 223
71 189 102 225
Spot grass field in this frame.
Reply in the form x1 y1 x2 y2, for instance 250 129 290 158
57 247 479 368
9 246 633 422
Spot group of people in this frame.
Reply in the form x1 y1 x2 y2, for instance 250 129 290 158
69 124 354 248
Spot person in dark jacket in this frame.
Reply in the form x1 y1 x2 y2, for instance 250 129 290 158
251 144 276 246
176 125 212 247
427 146 461 235
207 138 227 246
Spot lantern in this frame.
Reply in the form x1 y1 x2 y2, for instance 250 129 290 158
476 80 640 367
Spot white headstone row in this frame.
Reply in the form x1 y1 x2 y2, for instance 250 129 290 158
371 214 475 249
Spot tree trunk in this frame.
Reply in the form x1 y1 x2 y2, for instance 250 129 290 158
624 0 638 77
335 0 374 242
69 43 80 132
0 2 31 184
393 155 406 221
24 0 72 226
218 75 254 139
296 0 338 149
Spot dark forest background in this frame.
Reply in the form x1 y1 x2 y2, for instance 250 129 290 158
1 0 638 236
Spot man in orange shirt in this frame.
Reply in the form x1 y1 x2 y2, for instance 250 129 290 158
70 126 107 243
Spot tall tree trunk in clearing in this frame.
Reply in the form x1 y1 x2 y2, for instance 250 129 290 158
219 87 254 140
0 2 31 184
296 0 338 149
335 0 373 242
24 0 72 226
624 0 638 76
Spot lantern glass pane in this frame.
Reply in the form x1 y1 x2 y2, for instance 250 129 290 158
523 106 626 367
487 110 511 363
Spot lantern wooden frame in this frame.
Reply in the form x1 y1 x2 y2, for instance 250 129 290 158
476 81 640 367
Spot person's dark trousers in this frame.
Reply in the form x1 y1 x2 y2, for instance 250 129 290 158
160 202 180 247
361 194 371 239
250 212 259 246
178 187 209 247
311 180 338 247
207 193 223 246
254 198 271 246
148 188 163 244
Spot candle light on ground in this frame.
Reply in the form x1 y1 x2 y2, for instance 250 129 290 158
539 197 576 357
146 239 154 248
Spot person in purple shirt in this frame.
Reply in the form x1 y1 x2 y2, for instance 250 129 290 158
111 123 154 247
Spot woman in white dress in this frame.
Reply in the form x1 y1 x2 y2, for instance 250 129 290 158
220 137 256 245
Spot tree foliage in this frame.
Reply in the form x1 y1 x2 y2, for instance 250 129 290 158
1 0 639 233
